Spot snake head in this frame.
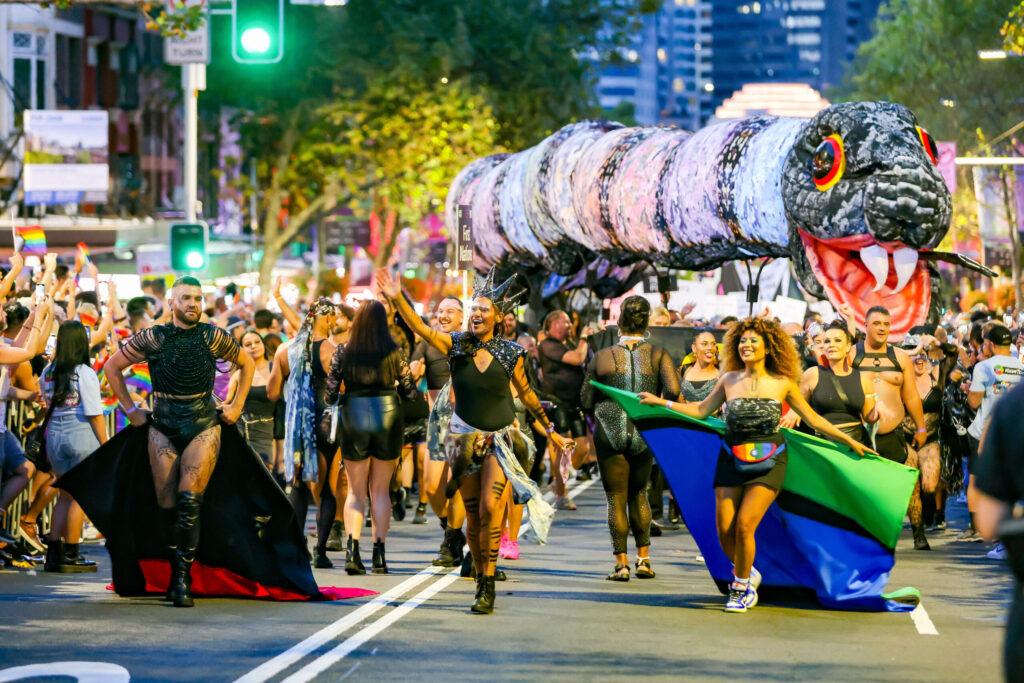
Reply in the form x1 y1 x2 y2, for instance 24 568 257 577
782 102 953 338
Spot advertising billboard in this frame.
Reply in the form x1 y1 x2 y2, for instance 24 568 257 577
23 110 109 205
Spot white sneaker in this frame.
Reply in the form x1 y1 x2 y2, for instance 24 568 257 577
987 542 1008 560
749 566 762 591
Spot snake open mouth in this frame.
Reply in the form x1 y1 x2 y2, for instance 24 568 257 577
798 230 930 339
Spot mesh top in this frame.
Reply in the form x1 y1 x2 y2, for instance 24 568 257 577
121 322 240 398
581 341 680 455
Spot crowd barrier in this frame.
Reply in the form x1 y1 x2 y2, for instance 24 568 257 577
2 402 123 543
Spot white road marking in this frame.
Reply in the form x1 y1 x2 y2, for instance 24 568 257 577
282 572 462 682
233 568 444 683
0 662 130 683
238 475 597 682
336 662 360 681
911 602 939 635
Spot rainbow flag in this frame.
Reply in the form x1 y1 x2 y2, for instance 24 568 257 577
76 242 91 272
125 364 152 396
15 226 46 254
79 311 97 329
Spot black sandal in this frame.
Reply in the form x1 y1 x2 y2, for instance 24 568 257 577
606 564 630 582
635 557 655 579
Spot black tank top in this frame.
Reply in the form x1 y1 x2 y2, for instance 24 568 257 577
243 384 276 420
723 398 782 446
451 354 516 431
809 367 865 425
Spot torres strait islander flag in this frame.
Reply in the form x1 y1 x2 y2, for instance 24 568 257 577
592 382 921 612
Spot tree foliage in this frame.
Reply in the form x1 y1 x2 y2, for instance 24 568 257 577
332 0 657 149
842 0 1024 143
1004 1 1024 54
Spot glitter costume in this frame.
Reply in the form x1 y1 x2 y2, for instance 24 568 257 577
581 340 680 556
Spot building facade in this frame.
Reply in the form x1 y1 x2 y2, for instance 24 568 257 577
0 3 180 216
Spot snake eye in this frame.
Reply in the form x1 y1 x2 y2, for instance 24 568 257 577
811 134 845 192
916 125 938 165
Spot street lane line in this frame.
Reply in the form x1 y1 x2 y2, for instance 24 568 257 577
911 603 939 635
241 475 599 681
282 475 603 680
233 567 444 683
282 571 462 683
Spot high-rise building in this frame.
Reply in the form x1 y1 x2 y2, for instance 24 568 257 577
593 0 884 129
708 0 885 116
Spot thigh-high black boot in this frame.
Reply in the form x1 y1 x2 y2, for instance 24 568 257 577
169 492 203 608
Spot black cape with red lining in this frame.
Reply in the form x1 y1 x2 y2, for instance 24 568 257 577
57 422 323 601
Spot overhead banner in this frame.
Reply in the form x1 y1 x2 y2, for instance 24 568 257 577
23 110 109 205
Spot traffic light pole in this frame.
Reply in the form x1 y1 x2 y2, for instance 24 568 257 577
182 64 206 222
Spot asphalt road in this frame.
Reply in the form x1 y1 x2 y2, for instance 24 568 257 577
0 478 1014 682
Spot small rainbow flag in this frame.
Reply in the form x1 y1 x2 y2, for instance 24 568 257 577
15 226 46 254
76 242 91 271
125 364 152 396
78 311 97 329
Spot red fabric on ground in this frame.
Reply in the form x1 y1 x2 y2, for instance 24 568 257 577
136 559 377 601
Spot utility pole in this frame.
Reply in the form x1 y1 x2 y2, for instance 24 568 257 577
182 63 206 222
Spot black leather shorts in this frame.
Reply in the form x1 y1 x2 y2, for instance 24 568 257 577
340 393 404 462
152 396 220 452
550 403 587 438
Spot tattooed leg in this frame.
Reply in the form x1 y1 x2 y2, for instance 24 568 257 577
149 428 181 509
178 426 222 495
479 456 507 577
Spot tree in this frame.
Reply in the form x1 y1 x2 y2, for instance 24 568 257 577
841 0 1024 308
331 0 657 149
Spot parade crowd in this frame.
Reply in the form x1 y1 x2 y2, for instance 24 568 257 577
0 256 1021 639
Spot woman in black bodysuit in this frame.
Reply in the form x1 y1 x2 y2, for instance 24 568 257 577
325 301 419 576
581 296 680 581
787 320 877 445
639 318 874 614
376 267 569 614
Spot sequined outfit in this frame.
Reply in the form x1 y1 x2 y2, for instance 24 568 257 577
122 322 240 450
714 398 787 491
581 341 680 556
679 371 716 404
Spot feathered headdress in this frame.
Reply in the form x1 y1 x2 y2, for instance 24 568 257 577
472 270 523 315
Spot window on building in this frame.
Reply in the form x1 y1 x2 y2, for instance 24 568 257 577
11 31 50 121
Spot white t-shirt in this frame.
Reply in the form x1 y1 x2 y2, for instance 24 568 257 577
968 354 1024 439
41 363 104 420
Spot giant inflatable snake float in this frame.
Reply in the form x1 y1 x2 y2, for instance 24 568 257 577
445 101 992 337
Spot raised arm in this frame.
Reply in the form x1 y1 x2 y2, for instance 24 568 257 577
271 277 304 334
0 252 23 301
580 353 598 414
375 268 452 355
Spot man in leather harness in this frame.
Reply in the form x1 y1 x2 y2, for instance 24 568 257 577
852 305 929 549
104 277 255 606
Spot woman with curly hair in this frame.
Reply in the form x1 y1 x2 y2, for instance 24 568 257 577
639 317 874 613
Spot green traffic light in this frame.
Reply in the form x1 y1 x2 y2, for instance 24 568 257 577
186 251 205 269
240 27 271 54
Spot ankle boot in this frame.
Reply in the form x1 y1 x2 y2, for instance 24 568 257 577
372 540 388 574
325 520 345 552
460 550 475 578
63 543 97 573
470 574 496 614
44 538 67 573
447 526 465 564
432 527 458 567
345 536 366 575
913 523 931 551
169 492 203 608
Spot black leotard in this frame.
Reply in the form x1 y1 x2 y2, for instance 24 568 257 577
446 332 525 432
